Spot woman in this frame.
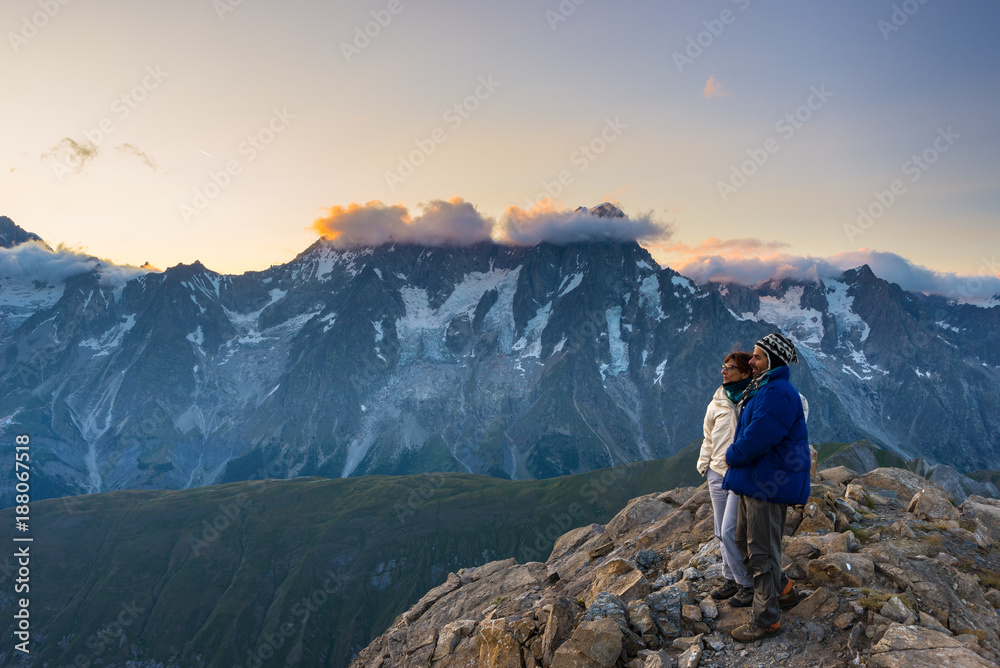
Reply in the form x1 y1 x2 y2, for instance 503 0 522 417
697 350 754 604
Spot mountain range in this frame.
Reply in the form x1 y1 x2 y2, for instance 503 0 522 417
1 208 998 503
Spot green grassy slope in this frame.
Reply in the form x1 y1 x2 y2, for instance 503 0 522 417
0 444 707 668
0 439 916 667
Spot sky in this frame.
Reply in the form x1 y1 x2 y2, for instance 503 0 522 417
2 0 999 296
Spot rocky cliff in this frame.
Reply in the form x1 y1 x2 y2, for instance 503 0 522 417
352 463 1000 667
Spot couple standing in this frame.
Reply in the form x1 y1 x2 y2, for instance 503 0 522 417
696 333 811 643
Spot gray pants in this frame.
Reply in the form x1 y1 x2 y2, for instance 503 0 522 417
735 494 789 627
706 470 752 587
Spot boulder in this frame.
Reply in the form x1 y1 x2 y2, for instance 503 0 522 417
477 619 523 668
606 496 676 544
870 623 996 667
626 600 656 636
433 619 477 661
635 510 694 551
856 468 951 508
796 499 835 534
585 593 629 627
658 486 698 507
547 525 608 581
925 464 1000 504
845 482 867 504
541 596 582 665
788 586 839 618
646 583 689 639
677 643 702 668
880 596 915 624
907 487 960 523
588 559 652 606
550 618 624 668
960 496 1000 548
698 596 718 620
637 649 674 668
806 552 874 588
819 465 859 486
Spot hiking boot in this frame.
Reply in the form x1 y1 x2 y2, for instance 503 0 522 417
731 620 781 643
778 579 798 609
728 584 754 608
711 579 739 600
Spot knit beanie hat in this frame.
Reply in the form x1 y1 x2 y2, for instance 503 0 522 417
756 332 798 368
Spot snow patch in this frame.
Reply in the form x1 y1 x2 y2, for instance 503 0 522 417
638 275 666 321
823 280 870 342
605 307 628 376
79 315 136 356
672 275 696 294
397 268 519 363
186 326 204 347
558 272 584 297
513 302 552 357
654 359 667 386
748 286 824 346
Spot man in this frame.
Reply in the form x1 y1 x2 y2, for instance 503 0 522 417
723 332 810 642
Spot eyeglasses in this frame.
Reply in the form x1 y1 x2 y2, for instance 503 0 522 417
721 364 739 372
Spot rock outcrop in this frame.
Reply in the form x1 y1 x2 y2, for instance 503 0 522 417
351 467 1000 668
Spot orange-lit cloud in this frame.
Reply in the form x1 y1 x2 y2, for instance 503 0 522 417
312 199 674 248
704 75 729 99
312 198 493 248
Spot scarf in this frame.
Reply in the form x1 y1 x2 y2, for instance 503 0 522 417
737 369 773 411
723 375 754 405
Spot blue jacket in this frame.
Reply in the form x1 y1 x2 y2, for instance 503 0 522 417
722 365 810 505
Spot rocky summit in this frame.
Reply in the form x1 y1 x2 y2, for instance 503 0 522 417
351 460 1000 668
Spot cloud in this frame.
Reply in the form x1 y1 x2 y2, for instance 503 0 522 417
499 202 673 245
311 199 674 249
658 240 1000 301
0 240 156 288
704 75 729 99
312 198 494 248
116 143 157 170
43 138 98 173
42 139 157 174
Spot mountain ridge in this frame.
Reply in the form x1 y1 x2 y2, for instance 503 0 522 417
1 215 998 503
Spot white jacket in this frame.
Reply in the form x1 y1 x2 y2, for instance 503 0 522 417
698 385 737 477
697 385 810 477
